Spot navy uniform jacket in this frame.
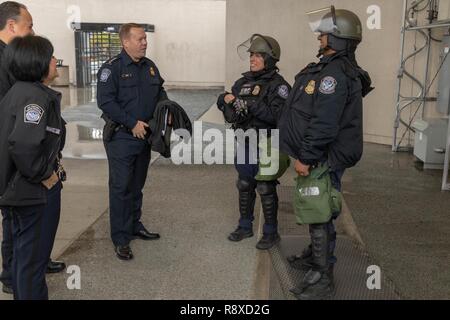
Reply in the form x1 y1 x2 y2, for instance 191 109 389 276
96 50 167 130
217 69 291 130
0 81 65 206
279 51 368 170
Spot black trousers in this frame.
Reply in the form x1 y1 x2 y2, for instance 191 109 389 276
105 131 151 246
0 208 13 287
11 182 62 300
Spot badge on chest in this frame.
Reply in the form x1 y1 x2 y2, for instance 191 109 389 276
239 84 261 97
305 80 316 95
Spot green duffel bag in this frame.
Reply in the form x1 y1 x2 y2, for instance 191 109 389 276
293 164 342 225
255 136 291 181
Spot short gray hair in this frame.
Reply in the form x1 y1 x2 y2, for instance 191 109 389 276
0 1 28 31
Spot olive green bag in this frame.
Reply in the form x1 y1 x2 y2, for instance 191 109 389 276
293 164 342 225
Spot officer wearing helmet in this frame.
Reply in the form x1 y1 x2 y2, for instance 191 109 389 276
217 34 291 250
279 7 373 299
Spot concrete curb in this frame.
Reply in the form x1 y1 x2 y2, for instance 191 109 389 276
337 198 366 251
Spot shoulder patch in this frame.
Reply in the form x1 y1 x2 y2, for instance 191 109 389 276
319 76 337 95
277 85 289 99
106 56 120 65
100 68 112 83
24 104 44 125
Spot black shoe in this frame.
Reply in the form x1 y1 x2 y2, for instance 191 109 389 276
115 245 133 260
46 260 66 274
256 233 280 250
228 227 253 242
2 284 13 295
287 245 313 271
292 269 335 300
133 229 160 241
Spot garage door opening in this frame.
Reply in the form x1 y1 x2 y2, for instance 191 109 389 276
72 23 154 87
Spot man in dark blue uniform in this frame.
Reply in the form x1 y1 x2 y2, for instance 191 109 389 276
279 7 373 300
97 23 166 260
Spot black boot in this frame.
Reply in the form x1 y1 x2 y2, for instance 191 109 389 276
2 283 13 294
228 227 253 241
291 224 335 300
228 178 256 242
293 267 335 300
256 181 279 250
256 232 280 250
46 260 66 274
287 244 314 271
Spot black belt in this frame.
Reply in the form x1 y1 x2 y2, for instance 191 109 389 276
117 125 132 134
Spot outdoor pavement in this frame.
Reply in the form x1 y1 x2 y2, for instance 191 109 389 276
342 143 450 299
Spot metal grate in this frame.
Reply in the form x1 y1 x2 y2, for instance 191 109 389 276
72 23 155 87
269 236 401 300
74 31 122 87
268 185 401 300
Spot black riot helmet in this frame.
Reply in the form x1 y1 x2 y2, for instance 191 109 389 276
237 34 281 70
307 6 362 56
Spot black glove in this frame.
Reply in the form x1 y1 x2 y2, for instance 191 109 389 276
233 98 248 116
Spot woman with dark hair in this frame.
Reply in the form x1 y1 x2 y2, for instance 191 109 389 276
0 35 65 300
217 34 291 250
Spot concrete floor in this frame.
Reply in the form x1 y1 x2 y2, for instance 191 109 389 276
46 163 263 300
343 143 450 299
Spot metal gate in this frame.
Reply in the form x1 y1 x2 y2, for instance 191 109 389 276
72 23 155 87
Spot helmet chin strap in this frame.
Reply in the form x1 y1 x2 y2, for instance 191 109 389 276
262 53 278 71
316 46 332 58
316 47 325 58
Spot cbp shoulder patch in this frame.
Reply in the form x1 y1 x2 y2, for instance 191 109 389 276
277 85 289 99
106 55 120 65
319 76 337 95
100 68 111 83
24 104 44 125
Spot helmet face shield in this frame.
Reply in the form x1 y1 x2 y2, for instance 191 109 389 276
237 34 274 61
237 36 253 61
307 6 337 35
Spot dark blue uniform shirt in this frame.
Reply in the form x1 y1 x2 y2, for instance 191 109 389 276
97 50 167 129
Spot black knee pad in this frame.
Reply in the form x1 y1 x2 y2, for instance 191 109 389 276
236 178 256 192
256 181 277 196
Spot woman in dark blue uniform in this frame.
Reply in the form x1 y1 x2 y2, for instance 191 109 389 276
217 34 291 250
0 35 66 300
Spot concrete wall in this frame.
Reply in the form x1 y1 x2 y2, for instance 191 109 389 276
20 0 226 87
225 0 447 145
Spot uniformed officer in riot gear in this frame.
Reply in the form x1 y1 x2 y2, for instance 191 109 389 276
279 7 373 299
97 23 166 261
217 34 291 250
